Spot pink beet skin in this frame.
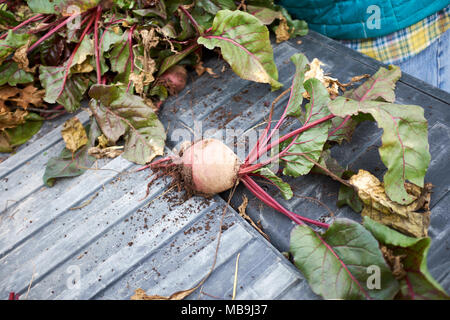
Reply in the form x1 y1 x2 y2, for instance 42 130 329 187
180 139 241 195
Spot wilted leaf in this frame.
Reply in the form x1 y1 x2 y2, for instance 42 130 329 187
238 195 270 241
363 217 450 300
43 118 99 187
302 58 340 98
198 10 282 91
274 18 290 43
0 109 28 130
13 85 45 110
328 67 430 205
0 112 43 152
61 117 88 153
89 85 166 165
274 5 308 38
350 170 432 238
194 61 218 78
290 218 399 299
0 31 32 64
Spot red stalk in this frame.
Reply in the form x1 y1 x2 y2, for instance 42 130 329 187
126 26 136 93
241 175 330 228
255 114 335 163
328 114 351 138
178 5 201 35
94 6 103 84
0 13 45 39
245 96 277 168
241 114 336 176
56 14 96 100
28 13 81 52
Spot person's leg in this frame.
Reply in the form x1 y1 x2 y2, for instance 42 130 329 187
397 29 449 93
437 28 449 92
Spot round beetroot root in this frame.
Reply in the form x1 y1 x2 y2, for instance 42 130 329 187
180 138 241 196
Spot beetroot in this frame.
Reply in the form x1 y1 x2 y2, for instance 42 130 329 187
158 65 188 96
179 139 241 195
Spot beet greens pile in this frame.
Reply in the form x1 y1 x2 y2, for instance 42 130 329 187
0 0 306 184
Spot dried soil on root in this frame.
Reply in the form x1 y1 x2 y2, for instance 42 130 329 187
144 161 214 202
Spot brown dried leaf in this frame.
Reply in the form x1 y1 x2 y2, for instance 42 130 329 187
381 246 407 280
131 287 197 300
71 60 94 74
275 18 290 43
303 59 340 98
194 61 218 78
13 40 36 73
13 85 45 110
238 195 270 241
0 131 12 152
0 86 20 112
0 85 45 112
97 134 109 148
61 117 88 153
0 109 28 131
88 146 123 159
349 170 432 238
141 29 159 51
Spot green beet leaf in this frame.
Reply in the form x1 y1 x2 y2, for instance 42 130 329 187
282 78 332 177
198 10 282 91
157 43 200 76
0 31 32 64
328 94 430 205
328 66 402 144
254 167 293 200
0 61 34 86
285 53 308 118
290 218 399 300
363 217 450 300
39 65 90 112
89 85 166 165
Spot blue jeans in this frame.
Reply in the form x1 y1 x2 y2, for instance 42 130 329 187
397 29 449 93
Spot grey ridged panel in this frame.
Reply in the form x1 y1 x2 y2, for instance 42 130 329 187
1 31 449 299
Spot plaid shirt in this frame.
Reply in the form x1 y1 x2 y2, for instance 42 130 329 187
340 5 450 65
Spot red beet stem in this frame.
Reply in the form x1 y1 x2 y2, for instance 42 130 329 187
241 175 330 228
94 6 103 84
0 14 45 40
28 13 81 52
126 26 136 93
56 14 96 100
178 5 201 35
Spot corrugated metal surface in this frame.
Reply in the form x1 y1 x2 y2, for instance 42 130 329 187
0 31 449 299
